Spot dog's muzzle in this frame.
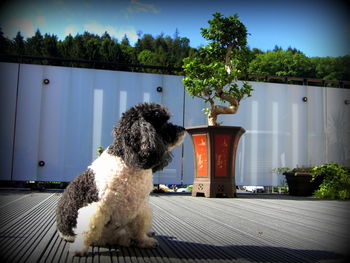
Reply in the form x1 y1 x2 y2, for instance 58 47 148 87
168 126 185 150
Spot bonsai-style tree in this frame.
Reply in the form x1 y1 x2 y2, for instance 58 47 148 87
182 12 253 126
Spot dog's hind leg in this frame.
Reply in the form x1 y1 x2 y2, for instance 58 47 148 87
70 202 108 256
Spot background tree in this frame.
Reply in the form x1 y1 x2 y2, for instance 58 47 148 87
41 33 60 58
12 31 25 55
0 26 348 80
138 49 157 65
26 30 44 57
337 56 350 81
70 34 86 63
0 28 11 54
59 34 74 59
248 49 313 78
120 35 135 65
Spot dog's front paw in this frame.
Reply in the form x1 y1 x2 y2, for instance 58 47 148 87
70 247 89 256
147 231 155 237
118 236 132 247
137 237 159 248
69 243 89 256
73 249 88 257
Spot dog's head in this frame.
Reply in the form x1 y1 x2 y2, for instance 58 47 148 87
108 103 185 172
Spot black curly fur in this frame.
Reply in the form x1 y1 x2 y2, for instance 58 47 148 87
56 168 99 237
108 103 185 172
56 103 184 240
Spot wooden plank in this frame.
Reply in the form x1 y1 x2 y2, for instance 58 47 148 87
3 195 57 262
0 192 29 208
0 191 349 263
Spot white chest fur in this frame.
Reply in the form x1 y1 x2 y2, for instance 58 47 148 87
88 149 153 225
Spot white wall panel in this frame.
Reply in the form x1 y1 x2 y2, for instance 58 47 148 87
62 68 95 181
9 64 173 182
326 88 350 165
36 66 71 181
307 86 327 166
0 63 19 180
221 82 321 186
12 64 44 181
2 62 349 185
155 75 185 184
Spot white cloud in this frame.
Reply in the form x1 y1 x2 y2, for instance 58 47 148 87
10 18 35 37
118 28 139 44
84 22 138 44
64 25 77 36
36 16 45 25
5 16 46 38
125 0 160 15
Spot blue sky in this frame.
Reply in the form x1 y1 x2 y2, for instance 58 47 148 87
0 0 349 57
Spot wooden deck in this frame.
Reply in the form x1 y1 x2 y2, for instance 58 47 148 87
0 190 349 263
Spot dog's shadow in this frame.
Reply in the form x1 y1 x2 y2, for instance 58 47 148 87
80 235 346 263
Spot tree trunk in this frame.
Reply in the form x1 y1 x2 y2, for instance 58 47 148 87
208 113 218 126
208 104 239 126
225 43 234 74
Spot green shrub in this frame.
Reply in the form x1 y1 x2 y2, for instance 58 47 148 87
311 162 350 200
97 146 104 156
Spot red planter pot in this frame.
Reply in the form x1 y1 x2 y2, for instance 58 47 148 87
186 125 245 198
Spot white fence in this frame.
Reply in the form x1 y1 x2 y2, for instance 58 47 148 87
1 62 349 186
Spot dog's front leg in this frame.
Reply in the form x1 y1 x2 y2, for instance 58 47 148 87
129 204 158 248
70 202 107 256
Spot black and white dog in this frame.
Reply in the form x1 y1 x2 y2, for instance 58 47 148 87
56 103 185 255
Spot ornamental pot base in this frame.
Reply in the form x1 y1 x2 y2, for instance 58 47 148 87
186 125 245 198
192 180 235 198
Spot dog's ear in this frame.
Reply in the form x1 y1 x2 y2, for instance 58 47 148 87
108 103 174 171
108 125 124 157
137 103 171 126
122 119 168 170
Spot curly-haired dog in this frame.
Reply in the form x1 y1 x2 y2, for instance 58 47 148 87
56 103 185 255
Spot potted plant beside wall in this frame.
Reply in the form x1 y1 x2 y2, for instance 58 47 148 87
183 12 253 197
281 162 349 198
282 167 324 196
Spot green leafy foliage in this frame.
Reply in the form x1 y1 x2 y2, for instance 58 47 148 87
248 49 313 77
272 167 292 174
310 56 350 82
247 48 350 84
182 12 253 123
183 52 244 98
200 13 248 49
0 28 195 74
0 27 349 81
311 162 350 200
97 146 104 157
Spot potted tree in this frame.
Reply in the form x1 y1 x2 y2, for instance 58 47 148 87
183 12 253 197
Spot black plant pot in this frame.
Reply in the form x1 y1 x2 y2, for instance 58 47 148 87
284 172 324 196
